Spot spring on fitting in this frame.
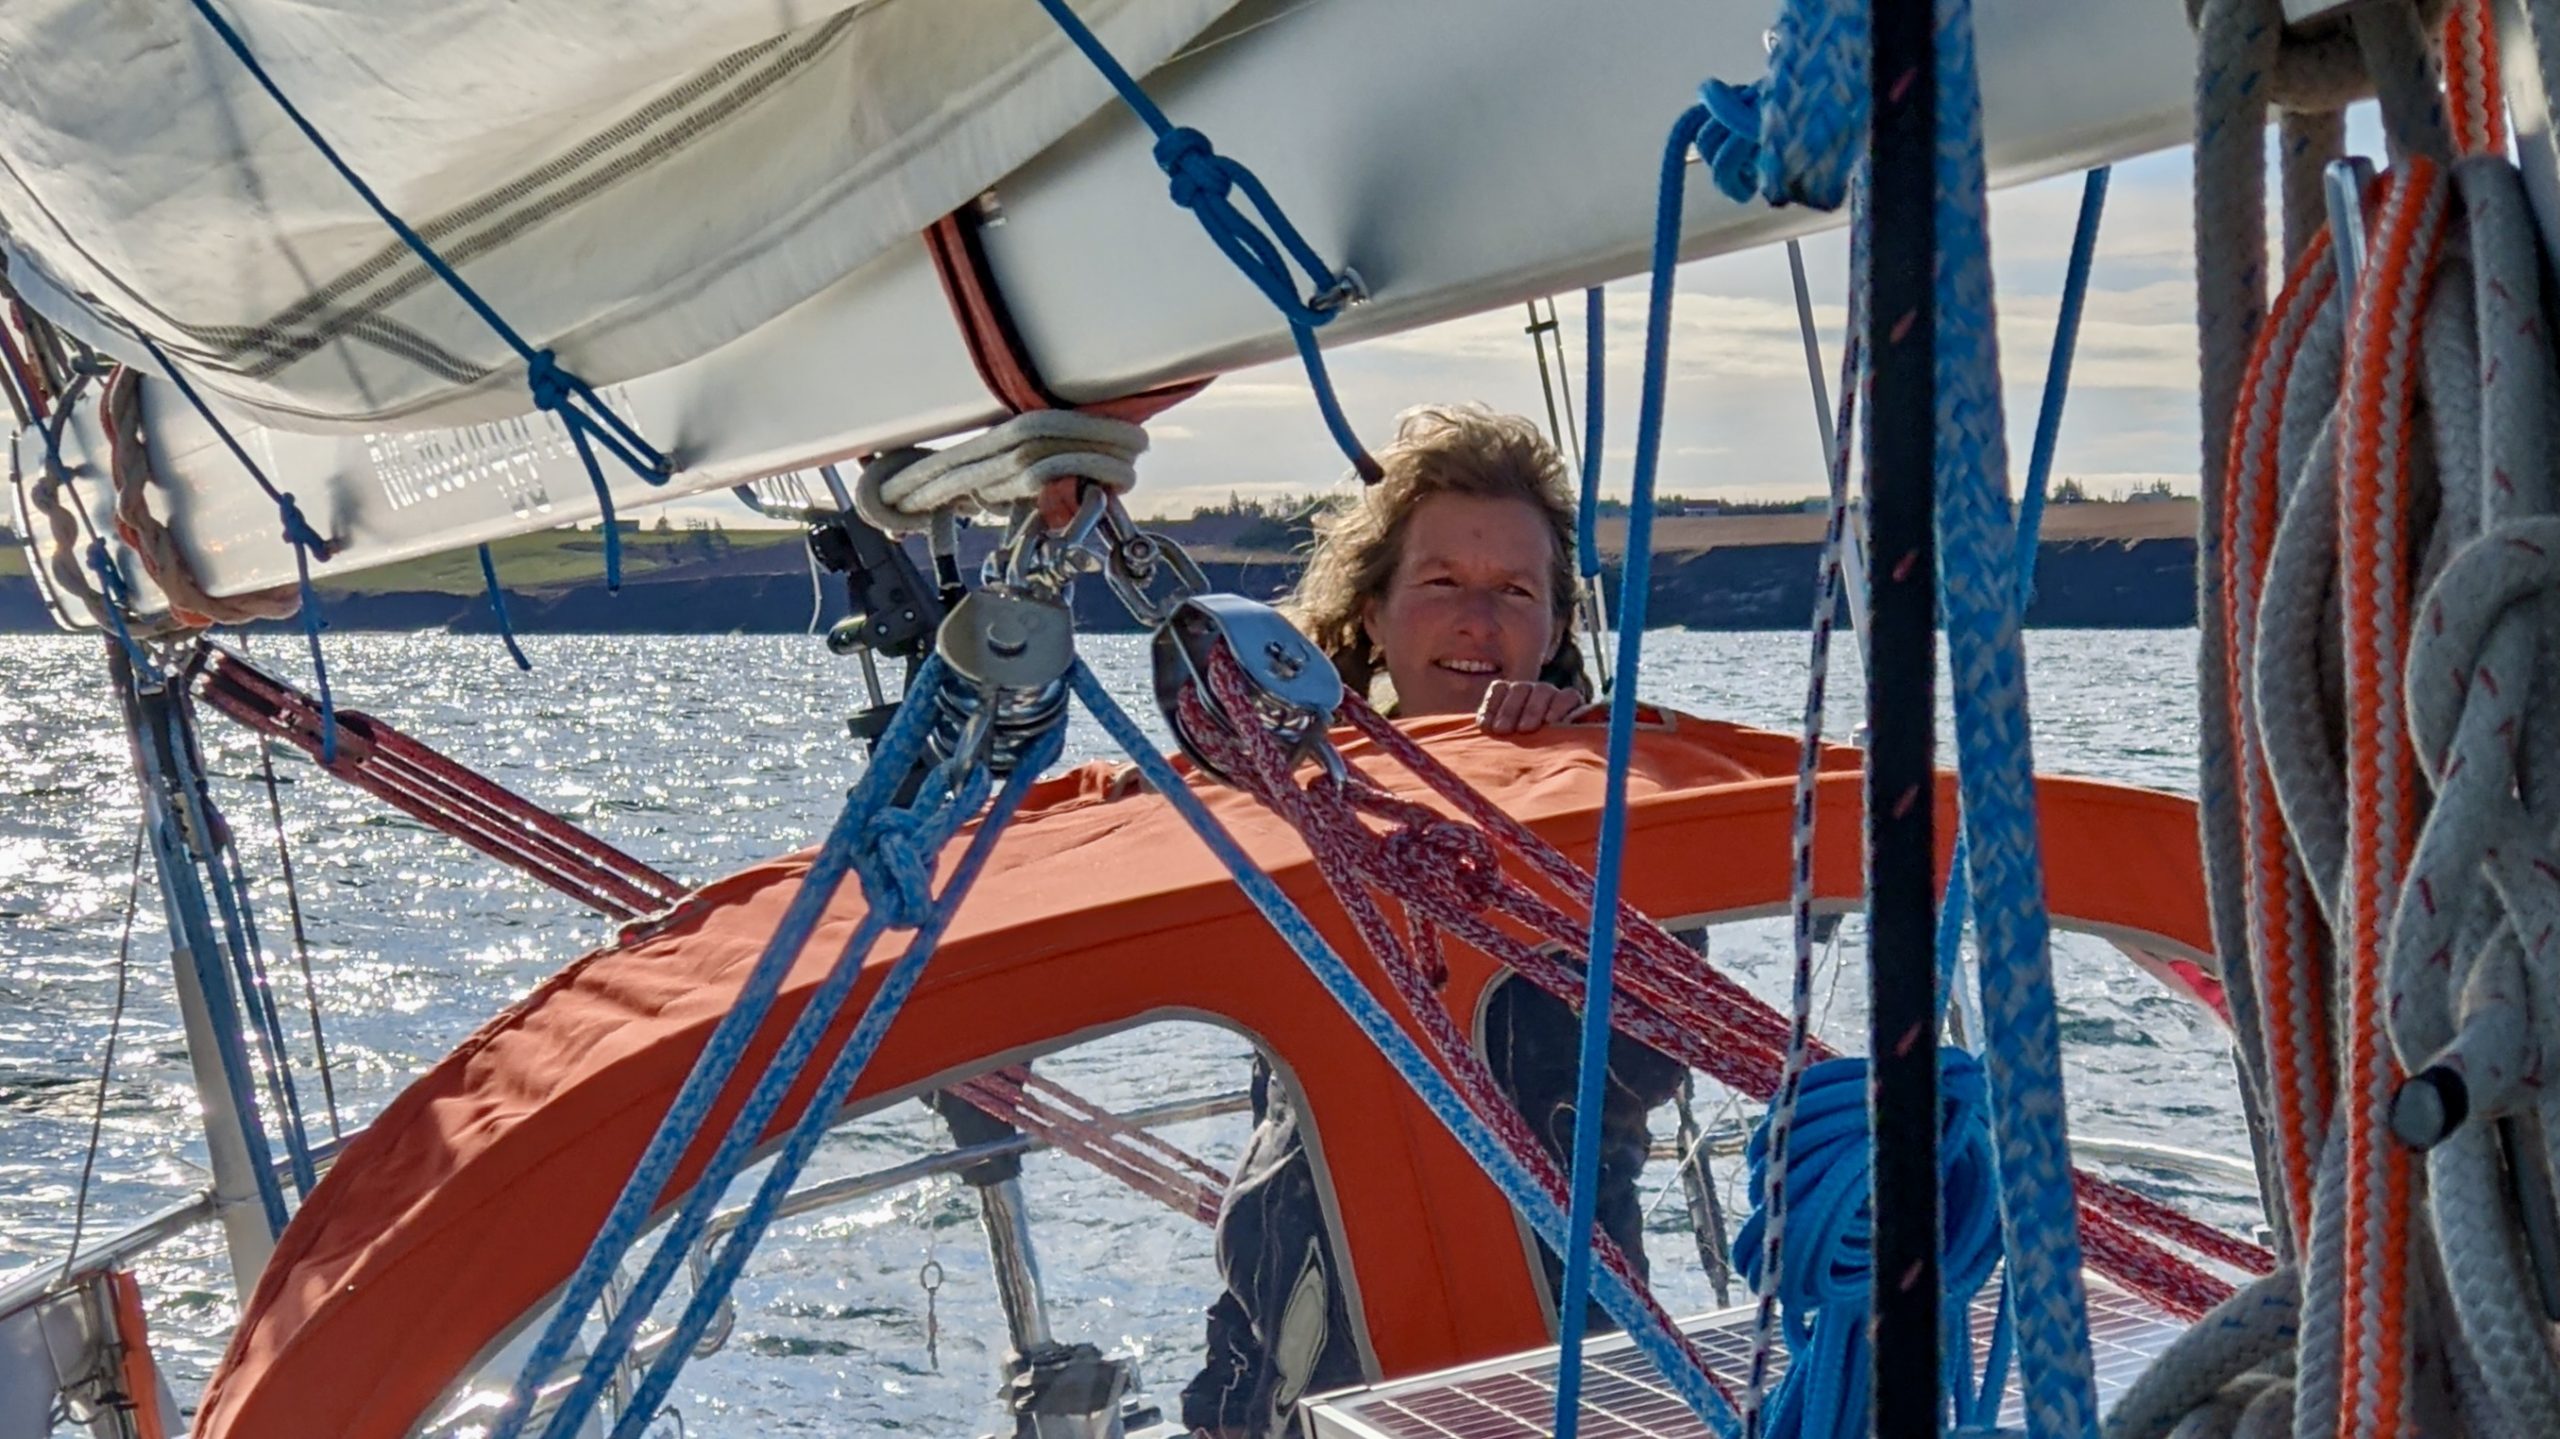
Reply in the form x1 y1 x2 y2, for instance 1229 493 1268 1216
925 670 1069 776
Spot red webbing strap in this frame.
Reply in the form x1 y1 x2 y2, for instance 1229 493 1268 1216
1180 647 2260 1321
948 1066 1227 1225
921 211 1210 427
1178 651 1737 1401
194 647 684 921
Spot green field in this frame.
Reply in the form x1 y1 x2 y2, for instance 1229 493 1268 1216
321 525 803 595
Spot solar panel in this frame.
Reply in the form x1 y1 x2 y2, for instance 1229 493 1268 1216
1300 1277 2183 1439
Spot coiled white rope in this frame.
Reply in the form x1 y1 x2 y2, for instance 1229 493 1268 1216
853 410 1148 536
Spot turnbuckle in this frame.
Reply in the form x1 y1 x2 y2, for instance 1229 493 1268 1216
1151 594 1342 787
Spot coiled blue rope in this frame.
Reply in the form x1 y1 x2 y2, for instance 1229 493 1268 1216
130 332 339 765
1030 0 1377 481
494 655 974 1439
185 0 675 592
1072 664 1740 1438
1553 100 1714 1439
1732 1051 2005 1437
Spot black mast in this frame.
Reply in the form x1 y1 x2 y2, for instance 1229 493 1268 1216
1864 0 1940 1434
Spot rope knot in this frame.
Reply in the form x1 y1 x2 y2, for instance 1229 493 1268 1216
851 807 940 929
1371 811 1506 914
526 349 571 415
1695 79 1769 205
1152 127 1231 210
274 495 329 560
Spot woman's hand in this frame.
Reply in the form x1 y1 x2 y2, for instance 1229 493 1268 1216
1477 679 1587 736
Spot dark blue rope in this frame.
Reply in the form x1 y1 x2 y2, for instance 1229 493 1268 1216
1030 0 1378 481
601 730 1061 1439
477 545 533 671
1552 103 1711 1439
84 542 158 680
184 0 674 590
493 655 962 1439
1577 287 1605 587
130 332 339 765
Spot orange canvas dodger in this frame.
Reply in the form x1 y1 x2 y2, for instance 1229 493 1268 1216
194 710 2215 1439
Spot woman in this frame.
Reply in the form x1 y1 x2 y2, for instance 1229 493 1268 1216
1178 405 1683 1437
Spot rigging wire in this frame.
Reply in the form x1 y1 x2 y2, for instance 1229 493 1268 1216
243 635 345 1140
61 822 146 1284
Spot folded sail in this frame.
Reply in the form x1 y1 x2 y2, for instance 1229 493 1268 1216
0 0 1236 431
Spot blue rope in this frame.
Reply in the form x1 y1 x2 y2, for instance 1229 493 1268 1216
1029 0 1377 481
491 657 959 1439
1577 287 1605 588
1730 1051 2003 1437
534 741 1001 1439
1721 2 2101 1428
84 542 158 681
602 730 1060 1439
201 818 320 1197
1071 665 1739 1438
477 545 533 671
129 332 339 765
1552 101 1711 1439
1933 164 2110 1014
184 0 674 591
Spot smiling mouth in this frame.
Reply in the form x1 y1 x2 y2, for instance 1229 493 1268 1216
1435 659 1499 676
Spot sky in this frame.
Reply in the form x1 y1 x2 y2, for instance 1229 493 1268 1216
662 104 2388 528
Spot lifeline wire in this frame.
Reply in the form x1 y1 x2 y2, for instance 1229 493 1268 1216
61 823 146 1284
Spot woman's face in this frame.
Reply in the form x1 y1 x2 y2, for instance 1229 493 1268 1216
1361 492 1561 717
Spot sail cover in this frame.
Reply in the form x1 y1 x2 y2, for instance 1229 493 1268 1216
0 0 1236 433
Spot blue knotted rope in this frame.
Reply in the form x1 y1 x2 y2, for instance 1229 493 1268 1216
1072 664 1740 1438
494 656 969 1439
476 545 533 672
130 332 340 765
599 727 1060 1439
185 0 675 591
1552 99 1713 1439
1732 1051 2005 1437
1030 0 1377 481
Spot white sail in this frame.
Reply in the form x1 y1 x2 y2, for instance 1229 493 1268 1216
7 0 2201 618
0 0 1236 431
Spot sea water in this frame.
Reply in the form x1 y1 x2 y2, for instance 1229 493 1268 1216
0 629 2241 1433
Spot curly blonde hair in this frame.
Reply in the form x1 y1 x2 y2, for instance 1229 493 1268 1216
1285 404 1588 702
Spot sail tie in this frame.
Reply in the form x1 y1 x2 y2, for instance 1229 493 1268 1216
126 331 343 764
185 0 675 595
1030 0 1377 481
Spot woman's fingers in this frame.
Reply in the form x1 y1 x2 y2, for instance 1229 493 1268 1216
1482 681 1587 735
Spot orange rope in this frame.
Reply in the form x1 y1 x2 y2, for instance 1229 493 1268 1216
2334 156 2447 1439
2443 0 2507 157
2223 227 2339 1242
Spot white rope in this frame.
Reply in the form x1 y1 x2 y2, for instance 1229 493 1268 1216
854 410 1148 535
